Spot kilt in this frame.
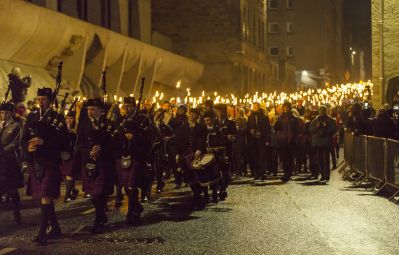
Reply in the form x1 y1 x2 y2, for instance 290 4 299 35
26 161 62 200
60 152 81 179
81 161 115 196
0 154 23 193
116 159 148 190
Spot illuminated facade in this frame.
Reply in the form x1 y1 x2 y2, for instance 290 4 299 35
267 0 346 91
152 0 268 96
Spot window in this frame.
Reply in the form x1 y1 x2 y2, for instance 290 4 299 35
287 0 294 9
77 0 88 20
287 22 294 33
287 47 294 57
269 47 279 56
269 0 278 9
268 23 280 34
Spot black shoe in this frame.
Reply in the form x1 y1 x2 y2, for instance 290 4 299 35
101 214 108 225
47 226 62 239
63 197 71 203
280 177 290 183
33 233 47 245
90 225 103 235
156 182 165 193
70 188 79 200
14 212 21 226
260 175 266 181
141 195 150 203
212 192 218 203
115 201 123 208
319 178 327 184
219 191 227 201
272 173 277 176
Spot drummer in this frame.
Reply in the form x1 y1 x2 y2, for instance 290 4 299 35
185 108 207 209
203 111 224 203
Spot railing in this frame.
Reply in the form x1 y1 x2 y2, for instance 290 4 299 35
339 131 399 202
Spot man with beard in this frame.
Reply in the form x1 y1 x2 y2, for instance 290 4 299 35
247 102 271 180
309 105 337 183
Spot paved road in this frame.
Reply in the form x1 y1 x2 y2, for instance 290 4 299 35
1 167 399 255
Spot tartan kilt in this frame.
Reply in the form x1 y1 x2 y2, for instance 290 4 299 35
26 161 62 200
60 152 81 179
0 154 23 193
81 160 115 196
116 159 148 190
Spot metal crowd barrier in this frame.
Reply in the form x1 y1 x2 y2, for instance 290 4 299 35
341 131 399 199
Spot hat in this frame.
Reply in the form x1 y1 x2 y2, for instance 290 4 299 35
66 111 76 117
123 96 136 106
189 108 201 115
214 104 227 112
178 105 187 111
37 87 53 98
205 100 214 107
203 111 215 119
86 98 104 108
0 102 14 112
282 101 292 109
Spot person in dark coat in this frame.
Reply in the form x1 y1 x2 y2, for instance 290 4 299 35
274 101 300 182
61 111 80 203
0 102 23 225
203 111 223 203
345 102 367 135
215 104 237 200
181 108 207 209
170 105 190 188
22 87 65 245
247 102 271 180
309 105 337 183
76 98 115 234
115 97 153 225
372 109 396 139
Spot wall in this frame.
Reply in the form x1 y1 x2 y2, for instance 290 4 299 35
0 0 203 100
371 0 399 106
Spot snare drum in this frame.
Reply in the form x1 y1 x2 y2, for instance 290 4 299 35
191 154 220 187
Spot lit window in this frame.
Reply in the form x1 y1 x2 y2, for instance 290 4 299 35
287 47 294 57
287 22 294 33
287 0 294 9
269 47 279 56
268 23 280 34
269 0 278 9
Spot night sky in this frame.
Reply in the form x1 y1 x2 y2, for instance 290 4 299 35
344 0 372 78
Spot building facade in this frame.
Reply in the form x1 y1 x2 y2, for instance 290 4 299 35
267 0 346 91
371 0 399 106
0 0 203 100
152 0 269 96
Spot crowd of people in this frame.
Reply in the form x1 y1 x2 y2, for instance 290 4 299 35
2 72 399 246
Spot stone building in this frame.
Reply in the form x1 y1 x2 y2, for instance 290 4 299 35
0 0 203 100
371 0 399 106
152 0 268 96
267 0 346 91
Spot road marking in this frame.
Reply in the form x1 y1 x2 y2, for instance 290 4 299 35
80 208 95 215
0 247 17 255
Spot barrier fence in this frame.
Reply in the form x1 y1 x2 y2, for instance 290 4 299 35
341 131 399 200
